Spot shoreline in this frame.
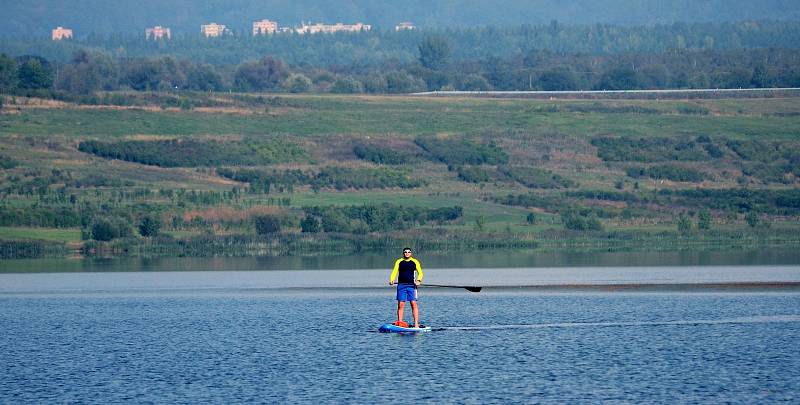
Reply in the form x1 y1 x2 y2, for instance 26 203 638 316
3 282 800 298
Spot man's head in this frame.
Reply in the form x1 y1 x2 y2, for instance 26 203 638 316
402 247 412 258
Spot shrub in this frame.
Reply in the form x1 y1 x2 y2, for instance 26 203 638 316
491 193 565 212
415 136 508 166
138 215 161 237
745 211 760 227
218 168 310 193
776 194 800 209
79 138 305 167
254 215 282 235
0 154 18 169
283 73 312 93
425 206 463 222
500 166 575 188
91 218 132 241
702 143 725 158
312 167 422 190
219 166 422 191
561 211 603 231
330 77 364 94
698 209 712 230
385 71 426 93
300 215 321 233
726 140 776 162
566 190 639 203
456 166 493 183
353 144 409 165
320 209 352 233
628 165 706 182
677 215 694 235
0 206 89 228
303 204 463 233
742 162 797 184
664 188 800 215
591 136 714 162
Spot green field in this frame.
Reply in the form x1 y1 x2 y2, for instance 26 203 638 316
0 226 81 243
2 95 800 139
1 93 798 259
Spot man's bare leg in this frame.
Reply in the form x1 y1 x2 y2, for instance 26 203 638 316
410 301 419 328
396 301 405 324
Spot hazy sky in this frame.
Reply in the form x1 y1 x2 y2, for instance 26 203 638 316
3 0 800 36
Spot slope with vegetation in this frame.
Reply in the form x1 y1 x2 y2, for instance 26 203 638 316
1 92 799 259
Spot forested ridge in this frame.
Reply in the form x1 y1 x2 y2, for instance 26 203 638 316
2 22 800 97
3 20 800 65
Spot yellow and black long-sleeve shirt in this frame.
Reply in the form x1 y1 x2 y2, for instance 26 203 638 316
389 257 423 285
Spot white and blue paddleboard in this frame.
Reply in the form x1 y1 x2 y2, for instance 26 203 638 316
378 323 432 333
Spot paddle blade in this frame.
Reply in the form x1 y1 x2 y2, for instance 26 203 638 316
424 284 483 292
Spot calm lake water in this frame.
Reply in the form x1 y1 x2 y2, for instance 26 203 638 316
3 247 800 273
2 252 800 403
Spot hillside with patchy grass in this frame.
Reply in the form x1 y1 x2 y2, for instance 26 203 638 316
1 92 799 259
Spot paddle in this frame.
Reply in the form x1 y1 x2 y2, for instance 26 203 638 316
423 284 483 293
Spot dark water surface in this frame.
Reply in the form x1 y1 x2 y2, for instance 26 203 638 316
3 247 800 273
2 267 800 403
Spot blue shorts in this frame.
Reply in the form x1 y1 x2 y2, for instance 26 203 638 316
396 284 418 302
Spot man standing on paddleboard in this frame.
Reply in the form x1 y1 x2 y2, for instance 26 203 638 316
389 247 424 328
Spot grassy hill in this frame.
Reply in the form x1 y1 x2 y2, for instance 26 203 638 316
1 92 799 259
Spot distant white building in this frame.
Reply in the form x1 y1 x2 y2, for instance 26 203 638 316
295 22 371 34
52 26 73 40
201 23 230 37
145 26 171 40
395 22 416 31
253 19 278 35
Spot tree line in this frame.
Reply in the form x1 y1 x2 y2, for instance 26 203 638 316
1 48 796 98
1 48 799 97
2 23 800 97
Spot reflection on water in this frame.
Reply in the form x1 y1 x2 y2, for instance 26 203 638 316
1 265 799 295
436 315 800 331
2 247 800 273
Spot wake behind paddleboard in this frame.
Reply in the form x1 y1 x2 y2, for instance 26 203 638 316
378 323 432 333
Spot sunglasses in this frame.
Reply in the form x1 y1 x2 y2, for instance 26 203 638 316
403 251 412 253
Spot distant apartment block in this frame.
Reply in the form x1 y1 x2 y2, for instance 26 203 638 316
52 26 73 40
201 23 229 37
253 19 278 35
395 22 416 31
145 26 171 40
295 22 371 34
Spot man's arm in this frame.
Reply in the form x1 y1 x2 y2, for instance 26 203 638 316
413 258 423 285
389 259 400 285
